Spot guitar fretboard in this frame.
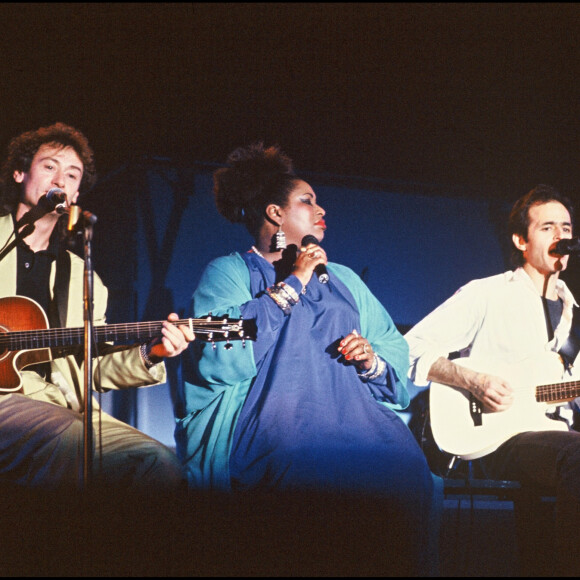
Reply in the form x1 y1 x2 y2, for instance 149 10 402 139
0 318 247 350
535 379 580 403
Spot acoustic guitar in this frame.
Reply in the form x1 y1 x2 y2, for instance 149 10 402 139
429 352 578 460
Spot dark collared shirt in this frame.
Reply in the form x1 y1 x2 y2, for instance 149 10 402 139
16 234 59 321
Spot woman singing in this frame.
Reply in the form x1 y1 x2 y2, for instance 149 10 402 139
175 143 437 574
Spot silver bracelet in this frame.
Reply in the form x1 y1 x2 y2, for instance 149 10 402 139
358 353 386 382
277 281 300 304
265 281 300 315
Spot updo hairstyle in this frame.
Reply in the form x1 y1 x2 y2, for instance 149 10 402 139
213 142 299 238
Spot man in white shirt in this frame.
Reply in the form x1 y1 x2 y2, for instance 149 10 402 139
405 184 580 575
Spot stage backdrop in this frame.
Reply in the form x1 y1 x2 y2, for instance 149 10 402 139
81 157 559 448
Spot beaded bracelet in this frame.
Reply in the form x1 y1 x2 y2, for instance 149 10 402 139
265 281 300 315
265 286 291 314
277 281 300 303
358 353 387 382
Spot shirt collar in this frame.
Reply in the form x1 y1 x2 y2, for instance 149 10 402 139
511 267 579 308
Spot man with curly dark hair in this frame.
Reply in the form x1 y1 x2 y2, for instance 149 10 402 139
0 122 194 491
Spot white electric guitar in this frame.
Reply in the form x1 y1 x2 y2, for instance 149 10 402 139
429 351 580 460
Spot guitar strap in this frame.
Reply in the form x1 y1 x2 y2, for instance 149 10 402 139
541 295 579 372
539 296 580 430
558 306 580 372
48 248 71 328
562 306 580 431
541 297 554 341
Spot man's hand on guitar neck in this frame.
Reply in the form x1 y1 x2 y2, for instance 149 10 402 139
428 356 514 412
148 313 195 361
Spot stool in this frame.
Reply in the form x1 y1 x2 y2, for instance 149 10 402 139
441 456 555 577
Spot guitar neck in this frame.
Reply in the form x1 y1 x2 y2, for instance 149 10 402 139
536 379 580 404
0 318 248 351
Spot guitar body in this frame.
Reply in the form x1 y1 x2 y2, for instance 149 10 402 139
429 352 572 460
0 296 51 392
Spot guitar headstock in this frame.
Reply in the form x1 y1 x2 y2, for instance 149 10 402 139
194 315 257 349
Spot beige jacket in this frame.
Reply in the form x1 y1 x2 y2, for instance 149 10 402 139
0 214 166 410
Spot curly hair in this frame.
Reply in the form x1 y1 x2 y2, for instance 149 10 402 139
508 184 575 267
213 142 299 239
0 122 97 215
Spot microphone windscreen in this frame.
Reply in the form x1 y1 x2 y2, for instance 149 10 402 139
552 238 580 255
301 234 320 247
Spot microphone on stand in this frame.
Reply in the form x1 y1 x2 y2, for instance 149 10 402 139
65 203 98 235
301 234 329 284
550 238 580 255
46 188 68 214
15 188 68 229
67 204 83 232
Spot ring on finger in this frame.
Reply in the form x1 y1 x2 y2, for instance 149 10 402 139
363 344 369 354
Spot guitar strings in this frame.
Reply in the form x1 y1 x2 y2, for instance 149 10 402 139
0 318 247 347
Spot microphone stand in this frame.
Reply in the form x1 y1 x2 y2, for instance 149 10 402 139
0 202 55 263
0 224 34 262
67 204 98 488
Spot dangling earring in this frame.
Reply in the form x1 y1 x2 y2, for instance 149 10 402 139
274 225 287 251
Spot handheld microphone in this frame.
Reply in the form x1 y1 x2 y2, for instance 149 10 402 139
550 238 580 255
301 234 329 284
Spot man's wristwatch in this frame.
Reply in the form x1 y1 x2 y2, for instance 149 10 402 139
139 342 163 368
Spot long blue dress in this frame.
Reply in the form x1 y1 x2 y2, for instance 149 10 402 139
175 251 439 574
176 251 432 502
230 253 431 499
